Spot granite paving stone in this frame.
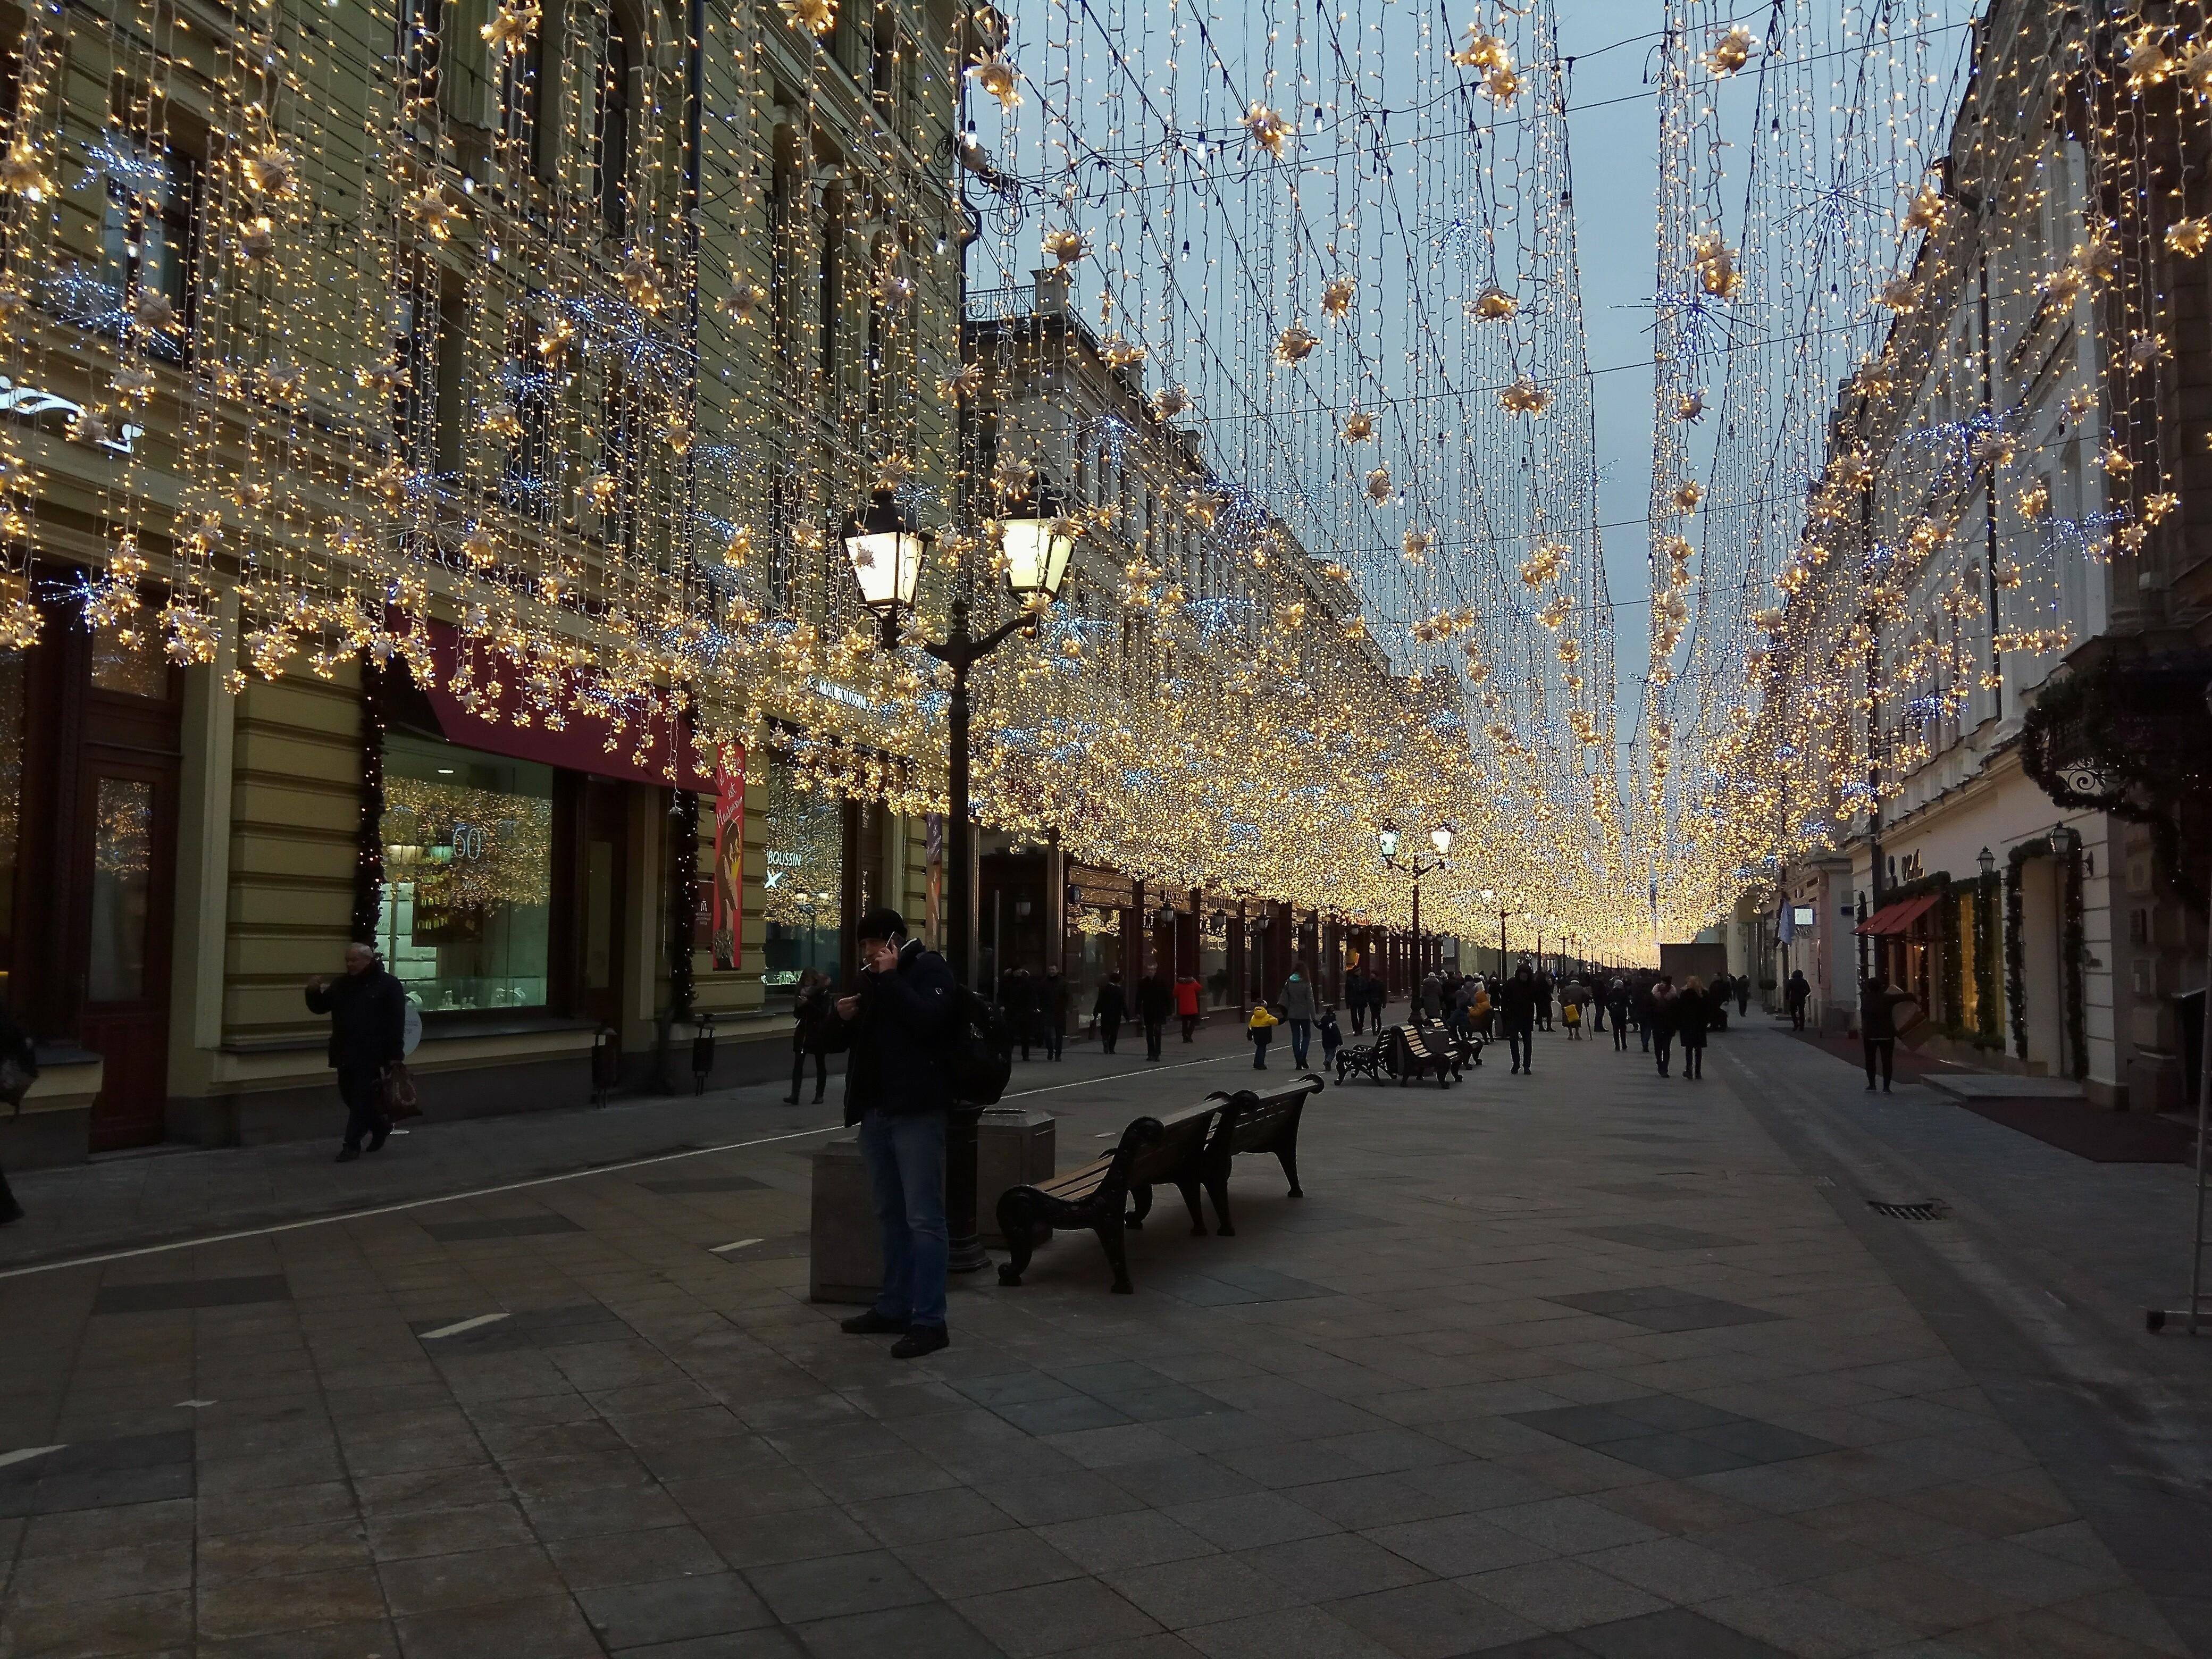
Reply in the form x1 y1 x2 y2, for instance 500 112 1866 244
0 1024 2199 1657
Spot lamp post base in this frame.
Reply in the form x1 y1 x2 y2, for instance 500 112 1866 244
946 1103 991 1273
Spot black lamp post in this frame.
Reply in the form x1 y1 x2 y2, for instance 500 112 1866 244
1381 822 1453 985
1482 887 1506 976
840 477 1075 1273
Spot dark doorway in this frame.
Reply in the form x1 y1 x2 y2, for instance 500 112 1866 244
555 775 630 1029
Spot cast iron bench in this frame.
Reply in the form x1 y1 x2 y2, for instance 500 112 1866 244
995 1104 1218 1294
1335 1029 1394 1083
1189 1075 1320 1234
995 1076 1326 1292
1393 1023 1459 1086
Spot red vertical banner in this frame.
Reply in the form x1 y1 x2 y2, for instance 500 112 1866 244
710 748 746 971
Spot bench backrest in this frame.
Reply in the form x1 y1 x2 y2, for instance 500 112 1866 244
1210 1076 1321 1155
1125 1103 1218 1185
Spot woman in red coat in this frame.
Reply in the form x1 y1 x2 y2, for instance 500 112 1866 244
1173 975 1202 1042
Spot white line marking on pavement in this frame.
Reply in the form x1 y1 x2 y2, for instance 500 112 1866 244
0 1123 843 1282
418 1313 512 1340
0 1445 64 1470
173 1399 218 1408
0 1047 1256 1283
709 1239 764 1254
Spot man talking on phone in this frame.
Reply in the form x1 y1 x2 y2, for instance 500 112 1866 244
823 907 958 1358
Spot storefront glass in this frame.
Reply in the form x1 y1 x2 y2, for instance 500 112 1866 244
761 751 843 1003
1200 910 1229 1007
1066 908 1119 1028
378 731 553 1011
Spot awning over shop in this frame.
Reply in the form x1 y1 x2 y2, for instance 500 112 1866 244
413 619 715 792
1855 893 1938 937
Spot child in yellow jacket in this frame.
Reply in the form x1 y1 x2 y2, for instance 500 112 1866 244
1247 1003 1279 1070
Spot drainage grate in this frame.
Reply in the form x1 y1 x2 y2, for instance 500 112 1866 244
1867 1200 1948 1221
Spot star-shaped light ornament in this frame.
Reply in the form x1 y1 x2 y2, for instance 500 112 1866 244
1705 24 1755 74
1364 465 1393 505
1321 275 1356 320
781 0 836 37
1041 228 1088 266
1690 234 1741 298
1468 284 1518 320
1498 376 1551 415
1245 102 1291 157
1340 409 1375 443
991 455 1034 500
1674 390 1706 423
481 0 539 53
967 50 1022 110
1876 276 1920 313
1150 384 1191 419
1275 322 1318 363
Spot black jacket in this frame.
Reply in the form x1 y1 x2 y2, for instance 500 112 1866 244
1136 975 1172 1021
1496 972 1538 1032
792 984 832 1053
1860 984 1911 1040
306 967 407 1073
1093 982 1126 1023
1673 988 1710 1040
1786 974 1811 1008
823 938 957 1124
1038 973 1069 1020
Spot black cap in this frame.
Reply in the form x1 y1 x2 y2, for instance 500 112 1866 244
856 906 907 943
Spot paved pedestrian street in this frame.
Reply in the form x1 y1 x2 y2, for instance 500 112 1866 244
3 1021 2208 1659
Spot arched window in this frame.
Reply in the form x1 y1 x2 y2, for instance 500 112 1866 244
595 9 635 238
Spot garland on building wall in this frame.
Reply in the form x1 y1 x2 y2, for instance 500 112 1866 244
1974 872 2000 1049
2005 836 2087 1076
667 792 699 1024
1938 879 1962 1039
352 663 389 947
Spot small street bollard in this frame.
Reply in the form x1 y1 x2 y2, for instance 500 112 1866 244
590 1026 621 1108
690 1011 716 1095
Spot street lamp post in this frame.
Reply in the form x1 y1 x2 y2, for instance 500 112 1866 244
1482 887 1506 977
1381 822 1453 991
840 480 1075 1273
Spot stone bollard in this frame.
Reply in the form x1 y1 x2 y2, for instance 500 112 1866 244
808 1136 881 1305
977 1107 1057 1247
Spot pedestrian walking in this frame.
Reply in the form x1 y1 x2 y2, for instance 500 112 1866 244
1632 974 1656 1053
1319 1005 1343 1068
1278 969 1317 1068
1607 976 1630 1051
1649 976 1678 1077
1472 978 1493 1037
1786 968 1811 1030
1675 976 1711 1079
1093 973 1126 1054
1247 1002 1279 1069
0 997 37 1226
1365 971 1387 1033
1419 968 1444 1024
1039 965 1068 1060
825 907 957 1359
1498 962 1538 1075
1736 974 1751 1019
785 968 832 1104
1137 970 1172 1061
1859 974 1912 1093
1345 963 1368 1034
1534 969 1554 1032
1590 983 1606 1034
305 942 408 1163
1174 973 1201 1041
999 965 1038 1062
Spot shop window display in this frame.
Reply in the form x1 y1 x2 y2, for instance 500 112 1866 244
761 751 842 1002
377 732 552 1011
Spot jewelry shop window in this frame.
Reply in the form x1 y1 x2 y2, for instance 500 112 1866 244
378 731 553 1011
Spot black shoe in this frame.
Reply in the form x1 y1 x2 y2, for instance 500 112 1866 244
0 1195 23 1226
335 1148 361 1163
840 1310 908 1335
367 1124 391 1152
891 1326 949 1360
782 1095 800 1105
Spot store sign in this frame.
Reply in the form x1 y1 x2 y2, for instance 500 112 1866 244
1067 864 1135 909
710 749 747 971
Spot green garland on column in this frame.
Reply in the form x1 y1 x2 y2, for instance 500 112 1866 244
1938 877 1962 1036
351 657 388 945
1974 872 2000 1048
668 790 698 1023
2003 836 2088 1076
2062 842 2088 1082
2005 847 2030 1060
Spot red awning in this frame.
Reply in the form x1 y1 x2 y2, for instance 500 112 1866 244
1855 892 1938 937
414 619 715 791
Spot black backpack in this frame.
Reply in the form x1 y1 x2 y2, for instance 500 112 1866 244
947 985 1013 1104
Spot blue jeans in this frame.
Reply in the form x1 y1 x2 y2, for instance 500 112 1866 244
859 1109 948 1330
1287 1019 1311 1068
